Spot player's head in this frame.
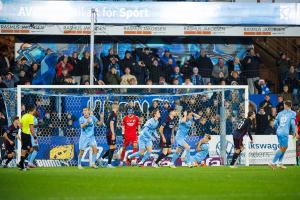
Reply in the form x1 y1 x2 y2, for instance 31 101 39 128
152 109 160 119
203 134 211 142
247 111 255 120
186 110 193 120
168 109 176 119
27 105 36 115
127 108 134 117
112 102 119 112
12 116 20 127
284 100 292 110
82 107 90 117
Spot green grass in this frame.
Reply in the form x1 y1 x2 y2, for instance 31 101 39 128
1 166 300 200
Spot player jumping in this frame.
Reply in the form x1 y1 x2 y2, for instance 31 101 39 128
230 111 255 168
78 107 103 169
2 117 21 168
170 110 201 168
153 109 176 168
98 103 119 168
120 108 140 166
127 109 160 167
190 134 211 167
269 100 298 169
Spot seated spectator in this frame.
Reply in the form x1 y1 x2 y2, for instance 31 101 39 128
161 49 176 68
120 67 136 85
149 59 163 84
182 77 193 86
256 107 269 134
56 55 73 77
264 120 276 135
212 58 229 83
276 95 284 113
280 85 292 101
228 71 244 85
259 94 273 116
254 79 271 95
277 52 290 90
196 48 214 84
219 78 227 85
158 76 168 85
170 66 184 85
106 66 121 85
181 61 192 78
228 56 242 75
3 72 19 88
191 67 203 85
120 51 136 73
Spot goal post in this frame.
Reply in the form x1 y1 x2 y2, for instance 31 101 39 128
13 84 249 167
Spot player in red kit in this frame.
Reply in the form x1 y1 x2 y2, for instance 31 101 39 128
120 108 141 166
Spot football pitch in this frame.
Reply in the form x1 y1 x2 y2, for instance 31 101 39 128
1 166 300 200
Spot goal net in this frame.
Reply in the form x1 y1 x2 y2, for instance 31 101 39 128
1 85 249 167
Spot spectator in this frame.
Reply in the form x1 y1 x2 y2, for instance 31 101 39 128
15 70 28 85
120 51 136 73
242 48 261 94
0 76 7 88
108 57 122 77
164 58 175 83
296 108 300 134
0 111 7 135
191 67 203 85
149 100 159 113
106 66 121 85
103 48 120 75
139 47 153 68
55 69 74 85
254 79 271 95
196 49 214 84
28 63 39 80
264 120 276 135
79 51 90 84
3 72 19 88
158 76 168 85
277 53 290 90
120 67 137 85
207 116 218 135
56 55 73 77
0 50 9 75
181 61 192 78
228 56 242 75
170 66 184 85
212 58 229 83
228 71 244 85
182 77 193 86
161 49 176 68
284 65 300 105
149 59 163 84
259 94 273 116
68 51 81 84
133 60 148 85
256 107 269 134
12 57 27 76
269 107 277 121
276 95 284 113
280 85 292 101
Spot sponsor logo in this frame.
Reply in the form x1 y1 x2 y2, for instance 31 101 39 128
250 143 279 150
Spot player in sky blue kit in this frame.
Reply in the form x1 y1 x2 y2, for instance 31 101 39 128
270 100 298 169
190 134 211 167
127 109 160 166
78 107 103 169
170 110 200 168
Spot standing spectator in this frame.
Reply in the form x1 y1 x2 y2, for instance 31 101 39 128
139 47 153 68
56 55 73 77
15 70 28 85
133 60 148 85
242 48 261 94
284 65 300 105
68 51 81 84
212 58 229 84
181 61 192 78
191 67 203 85
259 94 273 116
161 49 176 68
79 51 90 84
55 69 74 85
149 59 163 84
0 50 9 75
280 85 292 101
276 95 284 113
120 67 136 85
269 107 277 121
120 51 136 73
256 107 269 134
277 52 290 90
254 79 271 95
196 49 214 84
164 58 175 83
106 66 121 85
228 56 243 75
170 66 184 85
28 63 39 81
228 71 244 85
12 57 27 76
264 120 276 135
108 58 122 77
3 72 19 88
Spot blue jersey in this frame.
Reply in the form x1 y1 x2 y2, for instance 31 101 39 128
79 115 98 138
200 143 209 154
274 109 296 136
162 116 176 139
140 118 159 139
176 119 193 139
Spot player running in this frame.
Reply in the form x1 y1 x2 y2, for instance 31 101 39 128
127 109 160 167
2 117 21 168
270 100 298 169
98 103 119 168
170 110 201 168
153 109 176 168
18 105 38 171
27 116 39 168
230 111 255 168
190 134 211 167
78 107 103 169
120 108 141 166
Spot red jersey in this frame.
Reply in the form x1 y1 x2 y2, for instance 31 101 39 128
122 115 139 138
296 115 300 133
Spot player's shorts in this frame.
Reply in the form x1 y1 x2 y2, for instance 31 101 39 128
21 132 32 151
79 136 97 150
190 151 208 164
4 142 15 154
233 136 243 149
277 134 288 148
175 136 188 149
106 132 116 146
138 136 152 150
160 135 172 148
31 135 39 147
123 135 138 147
